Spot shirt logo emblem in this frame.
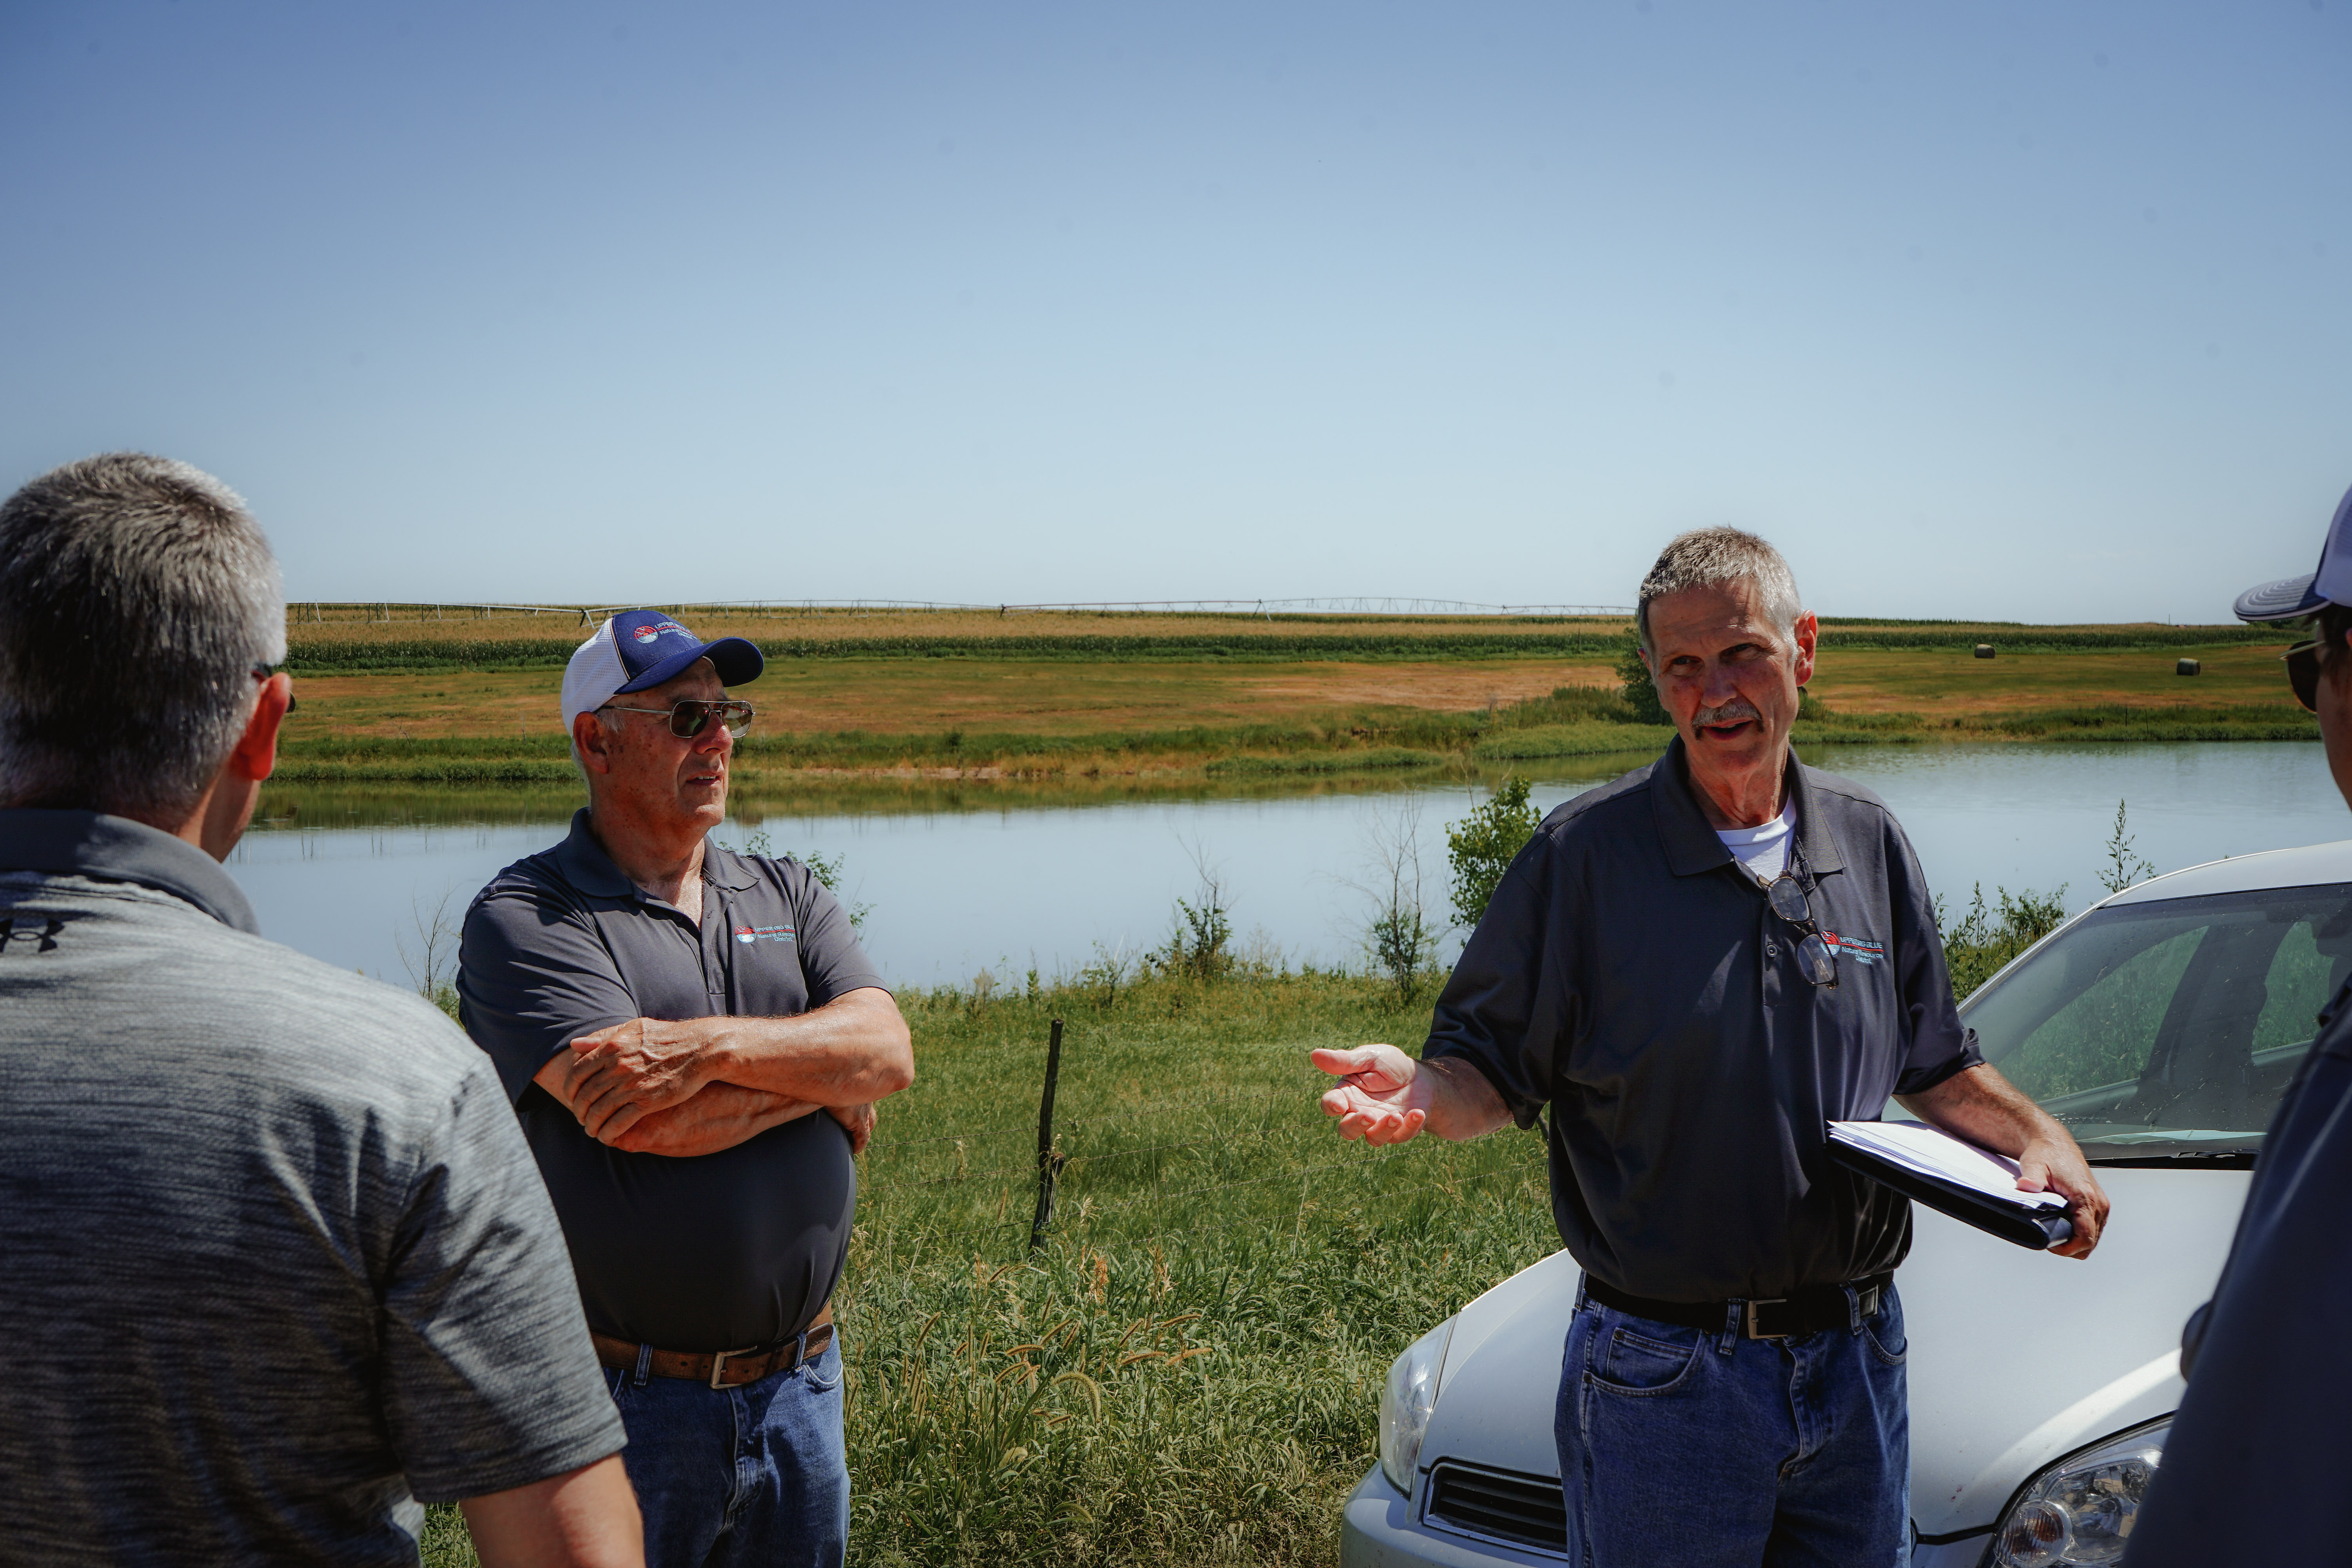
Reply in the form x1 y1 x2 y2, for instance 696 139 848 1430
1822 931 1884 966
733 923 796 946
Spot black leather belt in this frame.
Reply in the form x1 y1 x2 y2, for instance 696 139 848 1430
1584 1273 1892 1340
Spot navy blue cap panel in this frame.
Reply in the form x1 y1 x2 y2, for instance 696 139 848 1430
2234 573 2327 624
613 635 764 692
604 610 766 691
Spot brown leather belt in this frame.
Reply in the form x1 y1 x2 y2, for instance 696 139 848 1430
593 1303 835 1390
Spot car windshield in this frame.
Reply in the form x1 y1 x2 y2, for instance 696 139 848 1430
1942 882 2352 1163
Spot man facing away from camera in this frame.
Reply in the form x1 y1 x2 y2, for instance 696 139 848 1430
1316 528 2109 1566
0 454 641 1566
460 610 913 1568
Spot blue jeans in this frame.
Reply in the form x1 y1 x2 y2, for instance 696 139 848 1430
604 1336 848 1568
1555 1283 1909 1568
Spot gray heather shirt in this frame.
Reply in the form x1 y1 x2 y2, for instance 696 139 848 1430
459 810 887 1354
0 810 625 1566
1426 739 1980 1302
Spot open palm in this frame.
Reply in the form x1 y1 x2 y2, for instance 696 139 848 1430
1312 1043 1432 1145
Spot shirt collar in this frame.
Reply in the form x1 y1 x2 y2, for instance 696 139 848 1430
553 807 759 898
1649 736 1847 879
0 808 262 934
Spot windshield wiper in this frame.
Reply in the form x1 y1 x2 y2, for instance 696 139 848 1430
2085 1148 2258 1168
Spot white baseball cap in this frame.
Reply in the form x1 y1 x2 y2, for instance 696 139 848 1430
561 608 764 736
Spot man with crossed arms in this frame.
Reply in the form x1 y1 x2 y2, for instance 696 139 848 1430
462 610 913 1568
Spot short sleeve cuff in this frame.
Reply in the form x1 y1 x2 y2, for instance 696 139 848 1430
1421 1041 1544 1131
1894 1040 1985 1098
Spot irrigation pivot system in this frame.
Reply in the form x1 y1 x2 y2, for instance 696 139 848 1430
288 596 1635 624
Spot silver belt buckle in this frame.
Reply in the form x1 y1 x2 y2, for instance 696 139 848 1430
1744 1299 1790 1339
708 1345 753 1389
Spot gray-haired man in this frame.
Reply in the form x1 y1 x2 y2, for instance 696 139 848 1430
0 455 642 1566
1316 528 2108 1565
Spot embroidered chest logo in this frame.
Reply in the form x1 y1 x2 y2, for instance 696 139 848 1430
733 923 797 946
1822 931 1885 966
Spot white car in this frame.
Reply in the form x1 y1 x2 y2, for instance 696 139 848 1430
1343 839 2352 1568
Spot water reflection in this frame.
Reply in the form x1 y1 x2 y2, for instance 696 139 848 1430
228 743 2350 991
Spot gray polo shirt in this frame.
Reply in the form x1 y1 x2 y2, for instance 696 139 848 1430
0 809 623 1565
1427 739 1980 1303
459 809 887 1354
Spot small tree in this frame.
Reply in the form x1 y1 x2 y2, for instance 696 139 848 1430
2098 799 2157 895
1617 632 1670 725
1153 852 1234 981
1354 804 1442 1004
396 890 462 1020
1447 775 1542 929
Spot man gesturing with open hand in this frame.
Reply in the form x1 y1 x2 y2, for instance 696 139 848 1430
1314 530 2100 1568
1312 1044 1506 1146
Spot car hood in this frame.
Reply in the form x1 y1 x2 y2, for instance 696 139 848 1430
1421 1168 2248 1539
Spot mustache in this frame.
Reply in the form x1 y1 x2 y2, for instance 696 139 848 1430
1692 699 1762 728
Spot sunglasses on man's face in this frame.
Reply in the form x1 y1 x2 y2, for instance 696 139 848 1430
2284 640 2325 714
598 698 757 739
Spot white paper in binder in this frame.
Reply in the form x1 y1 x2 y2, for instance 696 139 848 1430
1827 1119 2068 1211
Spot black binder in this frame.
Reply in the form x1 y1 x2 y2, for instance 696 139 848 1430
1826 1136 2075 1251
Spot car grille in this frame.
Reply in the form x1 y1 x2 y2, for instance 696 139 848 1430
1424 1461 1569 1555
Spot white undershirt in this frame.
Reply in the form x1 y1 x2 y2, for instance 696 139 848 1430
1715 799 1798 886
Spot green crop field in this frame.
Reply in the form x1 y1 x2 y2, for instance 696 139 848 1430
264 606 2315 797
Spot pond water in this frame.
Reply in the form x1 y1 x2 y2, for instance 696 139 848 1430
227 742 2350 992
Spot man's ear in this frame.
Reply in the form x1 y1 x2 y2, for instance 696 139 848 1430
1790 612 1820 689
573 710 616 775
227 674 293 783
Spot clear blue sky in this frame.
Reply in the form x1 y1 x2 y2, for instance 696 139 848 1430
2 1 2345 621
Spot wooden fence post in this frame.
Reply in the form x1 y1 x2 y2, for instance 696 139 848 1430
1029 1018 1066 1251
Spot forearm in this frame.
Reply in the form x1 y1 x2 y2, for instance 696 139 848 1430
1897 1062 2068 1156
1421 1056 1515 1142
461 1454 642 1568
606 1082 819 1158
697 988 913 1107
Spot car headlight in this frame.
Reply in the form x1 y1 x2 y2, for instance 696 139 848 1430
1992 1418 2168 1567
1378 1319 1455 1497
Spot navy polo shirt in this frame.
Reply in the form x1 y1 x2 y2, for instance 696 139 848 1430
2129 981 2352 1564
459 809 887 1353
1426 738 1981 1303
